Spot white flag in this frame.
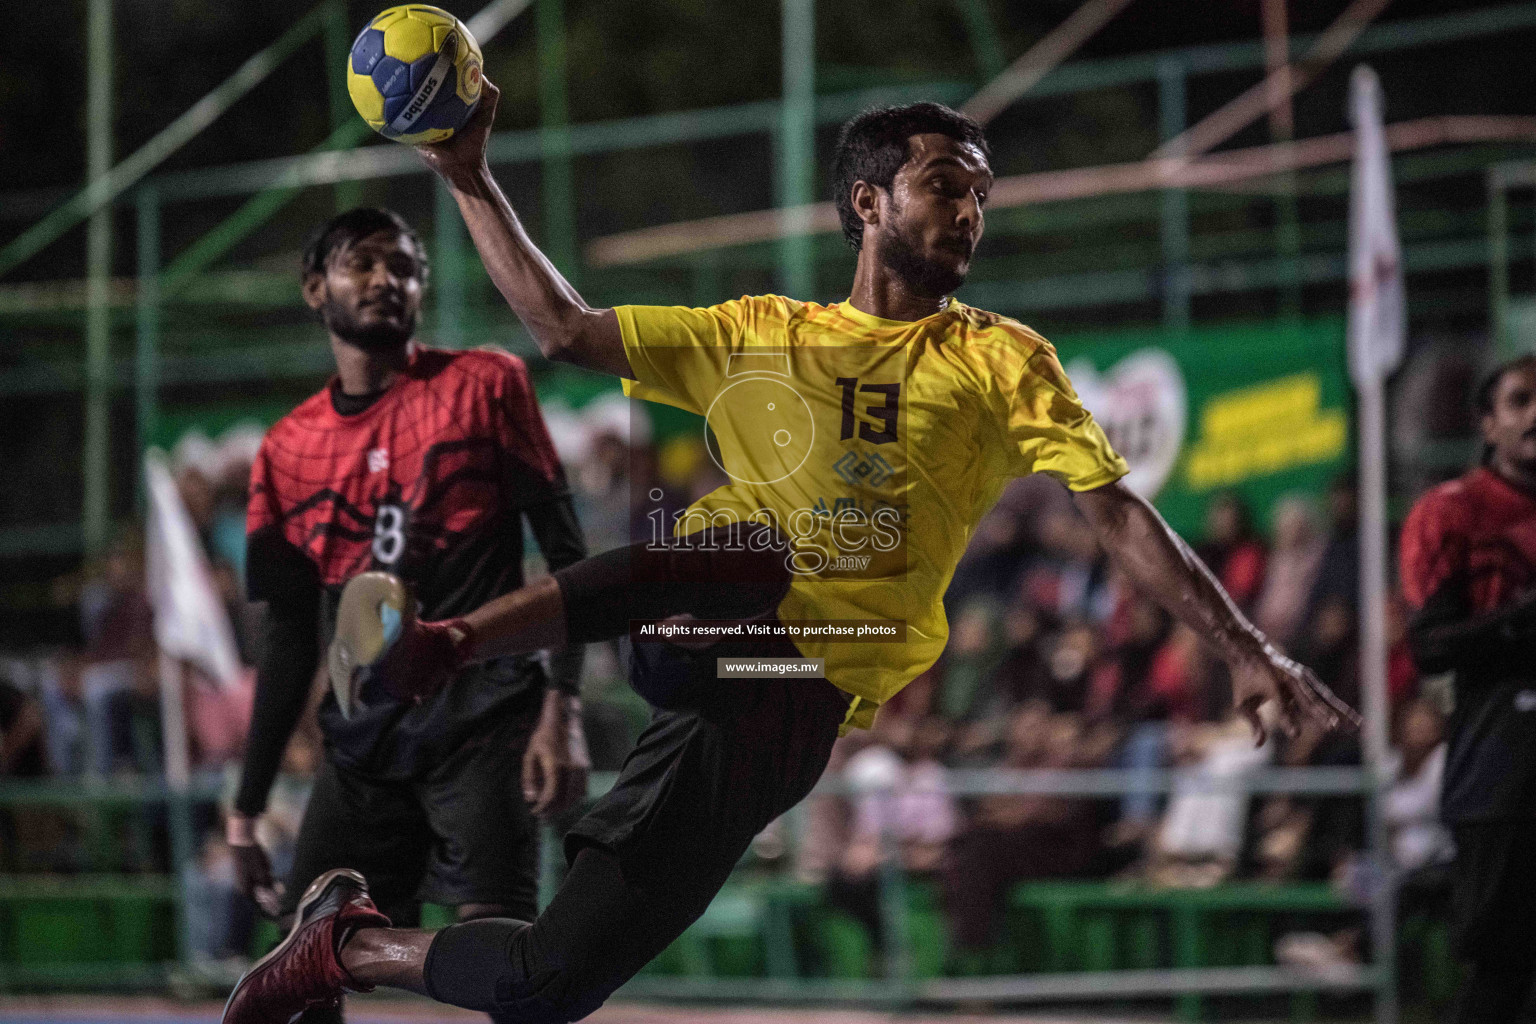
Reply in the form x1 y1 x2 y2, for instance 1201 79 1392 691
144 449 242 688
1347 65 1406 388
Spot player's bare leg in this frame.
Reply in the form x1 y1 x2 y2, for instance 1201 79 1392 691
332 901 516 995
334 927 433 994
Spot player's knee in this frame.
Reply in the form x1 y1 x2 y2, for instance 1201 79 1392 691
693 526 792 619
423 918 530 1013
489 975 610 1024
425 918 614 1024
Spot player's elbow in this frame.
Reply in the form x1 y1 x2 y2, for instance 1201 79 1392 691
541 307 626 377
1071 480 1139 549
532 327 582 366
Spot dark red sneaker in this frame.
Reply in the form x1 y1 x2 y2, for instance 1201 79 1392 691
221 868 391 1024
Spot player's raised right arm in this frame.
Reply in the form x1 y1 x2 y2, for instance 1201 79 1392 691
416 81 631 378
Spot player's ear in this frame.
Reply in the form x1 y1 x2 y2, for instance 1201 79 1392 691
301 271 327 310
850 180 881 233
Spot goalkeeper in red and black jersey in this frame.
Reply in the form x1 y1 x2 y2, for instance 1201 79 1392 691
1400 355 1536 1024
228 208 590 1018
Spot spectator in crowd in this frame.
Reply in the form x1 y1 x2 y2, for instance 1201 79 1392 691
825 715 958 966
990 605 1049 709
1383 698 1455 886
1142 716 1271 887
1386 592 1419 707
0 673 46 781
68 538 159 777
1089 589 1176 841
1295 594 1360 715
1039 620 1101 715
1089 589 1174 722
1140 623 1213 724
1304 474 1361 616
1195 492 1268 612
948 605 1048 761
948 475 1076 609
1020 511 1115 624
941 705 1112 964
0 672 48 872
1253 495 1327 652
934 599 1004 722
1276 697 1454 973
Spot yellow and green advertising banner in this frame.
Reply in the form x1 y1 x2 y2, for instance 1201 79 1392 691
1054 317 1352 537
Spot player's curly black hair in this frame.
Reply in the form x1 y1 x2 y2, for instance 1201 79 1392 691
831 102 990 252
1475 353 1536 464
301 207 429 282
1476 354 1536 416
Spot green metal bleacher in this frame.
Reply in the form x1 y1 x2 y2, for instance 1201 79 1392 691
0 768 1458 1018
629 876 1455 1019
0 857 1458 1018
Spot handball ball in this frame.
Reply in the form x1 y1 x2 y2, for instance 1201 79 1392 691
348 6 484 145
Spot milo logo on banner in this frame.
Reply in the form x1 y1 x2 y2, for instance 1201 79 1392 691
1068 350 1187 499
1058 319 1352 535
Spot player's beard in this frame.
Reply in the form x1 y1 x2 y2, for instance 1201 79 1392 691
322 295 417 352
879 212 969 299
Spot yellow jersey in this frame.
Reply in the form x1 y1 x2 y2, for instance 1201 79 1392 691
618 295 1126 728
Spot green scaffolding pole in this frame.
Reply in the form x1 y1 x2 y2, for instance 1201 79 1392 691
83 0 115 559
135 187 160 509
1157 57 1191 334
777 0 816 300
955 0 1007 81
158 119 373 295
323 0 363 212
1490 167 1512 357
435 178 469 349
537 0 577 282
0 0 337 280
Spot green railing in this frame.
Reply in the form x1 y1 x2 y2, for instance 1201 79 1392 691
0 765 1384 1015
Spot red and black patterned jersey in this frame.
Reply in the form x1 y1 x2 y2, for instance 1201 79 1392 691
1401 466 1536 821
244 344 581 779
1402 468 1536 614
249 345 565 613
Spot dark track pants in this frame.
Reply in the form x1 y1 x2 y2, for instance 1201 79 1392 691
422 640 849 1023
1451 821 1536 1024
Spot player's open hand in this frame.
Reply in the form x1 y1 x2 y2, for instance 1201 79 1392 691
522 690 591 817
415 79 501 180
1232 645 1361 746
227 813 285 918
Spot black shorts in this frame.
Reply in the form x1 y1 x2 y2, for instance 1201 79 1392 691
565 635 849 892
283 689 543 924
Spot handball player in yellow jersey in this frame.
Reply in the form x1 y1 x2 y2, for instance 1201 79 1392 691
223 80 1357 1024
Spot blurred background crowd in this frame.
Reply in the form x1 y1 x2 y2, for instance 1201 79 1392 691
0 395 1454 974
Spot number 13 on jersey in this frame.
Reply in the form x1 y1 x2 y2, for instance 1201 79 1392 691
836 377 900 444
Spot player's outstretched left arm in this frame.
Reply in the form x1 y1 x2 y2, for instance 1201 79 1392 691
1073 480 1360 744
415 80 631 378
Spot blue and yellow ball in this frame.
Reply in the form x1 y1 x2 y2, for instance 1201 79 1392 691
347 6 483 145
